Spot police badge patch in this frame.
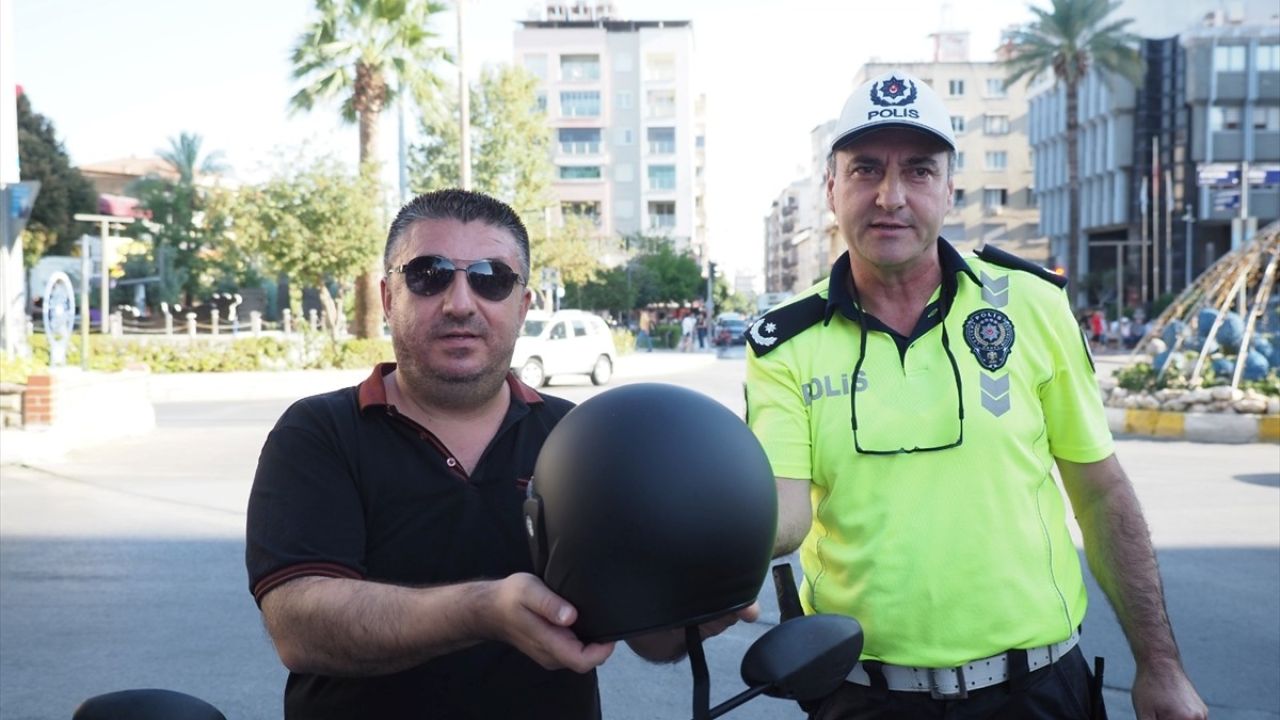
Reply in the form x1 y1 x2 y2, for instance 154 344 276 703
963 309 1015 371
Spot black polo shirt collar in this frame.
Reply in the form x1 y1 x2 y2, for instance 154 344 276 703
356 362 544 480
822 238 981 357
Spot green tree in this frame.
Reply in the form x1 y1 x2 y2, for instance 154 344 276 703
1003 0 1143 302
128 132 230 305
158 132 228 184
289 0 448 339
411 64 552 216
631 242 704 307
564 266 634 314
222 155 383 336
15 91 98 264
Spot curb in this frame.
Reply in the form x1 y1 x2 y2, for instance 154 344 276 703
1105 406 1280 444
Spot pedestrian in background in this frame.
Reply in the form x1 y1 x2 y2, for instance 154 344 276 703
745 71 1205 719
636 309 655 352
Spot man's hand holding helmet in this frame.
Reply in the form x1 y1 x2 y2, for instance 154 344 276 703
475 572 616 673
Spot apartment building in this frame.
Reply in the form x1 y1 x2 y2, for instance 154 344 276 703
514 2 708 263
764 178 822 295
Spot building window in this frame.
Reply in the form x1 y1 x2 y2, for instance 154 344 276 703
615 128 634 146
648 165 676 190
983 115 1010 135
558 166 601 180
648 201 676 229
953 188 966 206
1213 45 1246 72
523 54 548 80
948 79 964 96
560 54 600 81
951 115 966 133
616 91 633 110
1254 106 1280 130
983 188 1007 209
558 128 601 155
1258 44 1280 71
646 89 676 118
562 201 602 226
535 91 547 113
559 91 601 117
695 135 705 149
985 78 1007 97
647 127 675 154
985 151 1008 170
1210 106 1243 131
645 53 676 81
1027 188 1037 207
955 152 965 172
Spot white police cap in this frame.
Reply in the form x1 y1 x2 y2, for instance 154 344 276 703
830 71 957 155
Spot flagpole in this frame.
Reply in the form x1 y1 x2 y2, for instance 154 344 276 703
1164 168 1174 296
1151 136 1160 304
1139 175 1149 305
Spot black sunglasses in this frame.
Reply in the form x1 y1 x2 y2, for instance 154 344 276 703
388 255 525 302
849 309 965 455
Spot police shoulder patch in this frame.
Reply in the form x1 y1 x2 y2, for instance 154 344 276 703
976 244 1068 289
746 295 826 357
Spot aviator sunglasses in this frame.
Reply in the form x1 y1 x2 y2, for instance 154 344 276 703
388 255 526 302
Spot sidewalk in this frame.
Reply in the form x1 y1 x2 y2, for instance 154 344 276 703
0 350 721 466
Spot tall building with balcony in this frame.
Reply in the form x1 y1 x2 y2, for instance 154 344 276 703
514 3 708 263
764 178 820 294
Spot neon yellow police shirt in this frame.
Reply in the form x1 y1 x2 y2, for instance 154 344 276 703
746 244 1114 668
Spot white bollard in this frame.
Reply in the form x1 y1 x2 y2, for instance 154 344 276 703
186 313 197 338
250 311 262 338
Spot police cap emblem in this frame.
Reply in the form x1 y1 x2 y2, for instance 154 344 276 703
870 75 918 107
963 309 1015 371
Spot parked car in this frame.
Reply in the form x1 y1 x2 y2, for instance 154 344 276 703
713 317 749 347
512 309 617 387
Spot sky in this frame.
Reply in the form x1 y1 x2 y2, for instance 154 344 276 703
7 0 1115 282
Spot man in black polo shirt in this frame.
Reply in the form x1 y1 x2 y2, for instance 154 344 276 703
246 190 730 719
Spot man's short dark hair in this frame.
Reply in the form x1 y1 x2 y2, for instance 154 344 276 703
384 189 530 277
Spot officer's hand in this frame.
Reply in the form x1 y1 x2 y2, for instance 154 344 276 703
1132 662 1208 720
482 573 615 673
627 602 760 663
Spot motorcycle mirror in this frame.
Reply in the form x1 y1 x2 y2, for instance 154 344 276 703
700 614 864 719
73 689 226 720
740 614 863 701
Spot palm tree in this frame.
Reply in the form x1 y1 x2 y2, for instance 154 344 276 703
1003 0 1143 304
289 0 448 338
158 132 227 185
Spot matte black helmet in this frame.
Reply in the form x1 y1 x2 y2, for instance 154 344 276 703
524 383 777 643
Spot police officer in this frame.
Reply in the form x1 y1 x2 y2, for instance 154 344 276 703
745 71 1206 719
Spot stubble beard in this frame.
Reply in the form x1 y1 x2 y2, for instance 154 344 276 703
391 330 517 411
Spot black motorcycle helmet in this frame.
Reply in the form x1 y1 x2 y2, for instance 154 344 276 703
524 383 777 643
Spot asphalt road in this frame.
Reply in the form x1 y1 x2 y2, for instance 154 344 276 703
1 353 1277 719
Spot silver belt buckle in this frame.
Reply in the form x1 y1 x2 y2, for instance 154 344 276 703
928 665 968 700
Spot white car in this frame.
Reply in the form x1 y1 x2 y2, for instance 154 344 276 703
511 310 618 387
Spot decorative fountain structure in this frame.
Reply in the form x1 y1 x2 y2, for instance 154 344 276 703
1106 219 1280 417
